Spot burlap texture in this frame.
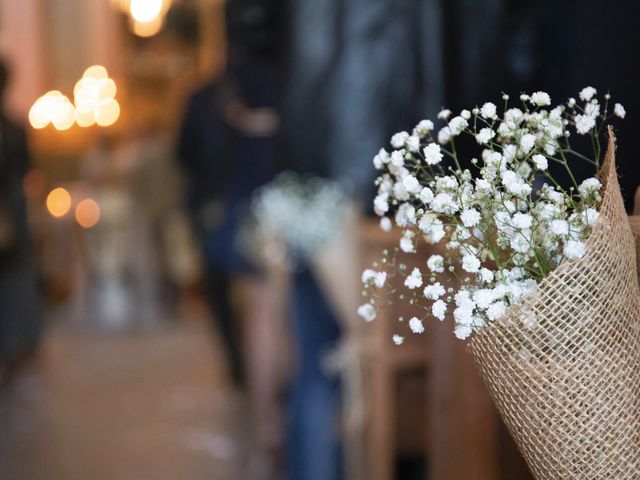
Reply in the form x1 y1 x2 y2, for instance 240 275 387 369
469 129 640 479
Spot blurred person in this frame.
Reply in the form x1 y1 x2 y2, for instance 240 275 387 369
177 1 283 476
126 132 182 318
177 3 277 385
77 134 137 329
78 104 186 329
0 58 42 385
112 113 183 324
279 1 446 479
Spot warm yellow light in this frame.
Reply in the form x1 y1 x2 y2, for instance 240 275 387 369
46 188 72 218
96 78 117 100
28 99 49 129
48 96 67 123
129 0 163 23
74 72 119 127
75 109 96 128
40 97 59 123
31 67 120 131
52 102 76 131
75 198 101 229
75 88 100 114
82 65 109 80
74 77 95 98
29 92 76 130
130 15 163 37
94 99 120 127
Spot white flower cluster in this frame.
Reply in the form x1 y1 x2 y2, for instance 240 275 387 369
240 172 348 269
360 89 623 341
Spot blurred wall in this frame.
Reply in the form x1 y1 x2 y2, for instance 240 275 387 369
41 0 123 92
0 0 46 120
0 0 123 120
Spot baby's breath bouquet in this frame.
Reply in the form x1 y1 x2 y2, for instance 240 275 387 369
360 89 640 478
238 172 348 270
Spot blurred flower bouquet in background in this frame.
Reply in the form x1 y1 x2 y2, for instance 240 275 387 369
238 172 348 271
360 88 640 478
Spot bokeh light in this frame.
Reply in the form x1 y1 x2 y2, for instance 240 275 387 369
51 101 75 131
131 15 163 38
121 0 171 37
129 0 163 23
74 109 96 128
29 64 121 132
94 99 121 127
46 188 72 218
96 78 117 100
82 65 109 80
29 91 76 130
72 66 120 128
28 102 49 129
75 199 101 229
112 0 172 15
74 78 100 114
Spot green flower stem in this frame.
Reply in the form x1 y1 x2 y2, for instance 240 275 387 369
558 149 579 190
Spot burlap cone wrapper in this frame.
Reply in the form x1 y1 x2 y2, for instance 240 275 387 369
469 129 640 479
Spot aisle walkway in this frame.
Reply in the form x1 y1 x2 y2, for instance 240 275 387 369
0 306 247 480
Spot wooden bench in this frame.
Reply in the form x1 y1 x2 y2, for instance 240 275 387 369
357 220 527 480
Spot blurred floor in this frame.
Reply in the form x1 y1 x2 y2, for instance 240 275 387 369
0 301 248 480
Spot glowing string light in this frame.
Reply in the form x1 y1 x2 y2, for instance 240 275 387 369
46 188 72 218
83 65 109 80
129 0 163 23
130 15 163 37
94 99 120 127
74 109 96 128
96 78 117 100
75 198 101 229
29 66 120 130
29 91 76 131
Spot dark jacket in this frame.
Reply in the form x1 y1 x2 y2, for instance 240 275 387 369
0 115 42 363
176 59 275 270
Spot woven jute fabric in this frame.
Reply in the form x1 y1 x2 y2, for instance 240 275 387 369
469 129 640 479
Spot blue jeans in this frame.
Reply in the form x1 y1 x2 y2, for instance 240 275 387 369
287 268 343 480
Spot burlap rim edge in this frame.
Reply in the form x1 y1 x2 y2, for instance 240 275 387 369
469 126 625 344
